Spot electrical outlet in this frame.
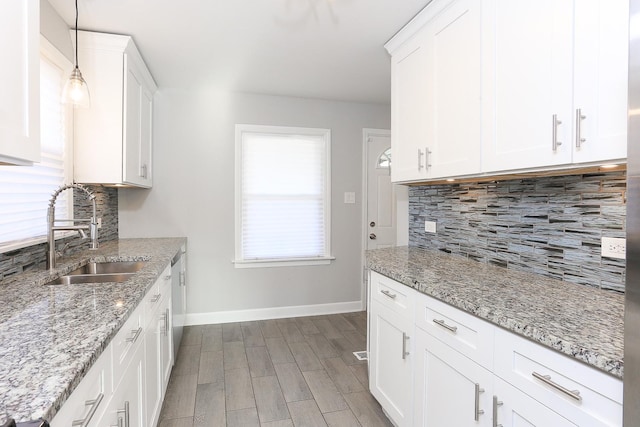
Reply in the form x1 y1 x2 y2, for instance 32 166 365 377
424 220 437 233
97 217 102 229
601 237 626 259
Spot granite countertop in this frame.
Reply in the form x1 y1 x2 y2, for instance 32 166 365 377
0 237 186 424
366 246 624 379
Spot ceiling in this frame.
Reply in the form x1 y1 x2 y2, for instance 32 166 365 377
47 0 430 104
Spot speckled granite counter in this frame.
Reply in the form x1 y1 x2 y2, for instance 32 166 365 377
0 238 186 424
366 246 624 379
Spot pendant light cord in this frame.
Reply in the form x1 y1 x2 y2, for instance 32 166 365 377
74 0 79 69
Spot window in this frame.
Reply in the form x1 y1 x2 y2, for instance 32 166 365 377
0 37 73 252
235 125 332 267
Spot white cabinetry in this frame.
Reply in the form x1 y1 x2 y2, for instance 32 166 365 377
51 263 174 427
413 328 493 426
482 0 628 173
0 0 40 165
366 271 623 427
73 31 157 188
144 266 173 427
369 271 414 426
387 0 481 182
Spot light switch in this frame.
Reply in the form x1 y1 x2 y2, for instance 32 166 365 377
344 192 356 204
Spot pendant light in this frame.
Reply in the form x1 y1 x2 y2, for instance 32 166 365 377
63 0 90 107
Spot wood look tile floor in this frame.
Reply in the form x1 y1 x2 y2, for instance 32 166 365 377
158 311 393 427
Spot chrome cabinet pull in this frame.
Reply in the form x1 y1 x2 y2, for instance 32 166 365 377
575 108 586 148
492 395 503 427
380 289 396 299
417 148 425 171
72 393 104 426
140 164 148 179
179 271 185 286
164 275 171 281
474 383 485 421
433 318 458 333
161 308 170 336
150 293 161 302
402 332 410 359
126 327 142 343
425 147 432 169
552 114 563 151
532 371 582 401
117 401 130 427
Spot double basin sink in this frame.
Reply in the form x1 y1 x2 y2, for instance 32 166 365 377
47 261 147 285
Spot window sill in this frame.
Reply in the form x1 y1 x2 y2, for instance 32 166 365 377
233 256 335 269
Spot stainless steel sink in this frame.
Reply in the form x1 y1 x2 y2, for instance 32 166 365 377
46 273 136 285
68 261 147 275
45 261 147 285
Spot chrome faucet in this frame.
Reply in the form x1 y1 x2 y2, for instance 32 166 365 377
47 183 99 271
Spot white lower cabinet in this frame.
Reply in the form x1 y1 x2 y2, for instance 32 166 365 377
51 263 175 427
367 271 623 427
413 328 493 426
369 300 413 426
493 377 576 427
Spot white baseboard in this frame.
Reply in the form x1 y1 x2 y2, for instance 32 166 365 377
184 300 364 326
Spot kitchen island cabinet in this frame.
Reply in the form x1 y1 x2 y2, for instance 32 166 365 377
0 0 40 165
73 31 156 188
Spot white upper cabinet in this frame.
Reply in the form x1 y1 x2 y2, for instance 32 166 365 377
481 0 574 172
387 0 629 182
387 0 481 182
0 0 40 165
482 0 628 173
74 31 156 188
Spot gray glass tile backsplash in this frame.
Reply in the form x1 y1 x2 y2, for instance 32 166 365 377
0 186 118 280
409 171 626 292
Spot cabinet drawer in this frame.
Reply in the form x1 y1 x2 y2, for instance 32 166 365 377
414 292 494 370
112 302 144 391
370 271 415 317
144 265 171 325
494 328 622 426
50 349 111 427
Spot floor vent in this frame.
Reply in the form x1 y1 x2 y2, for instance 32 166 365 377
353 351 368 361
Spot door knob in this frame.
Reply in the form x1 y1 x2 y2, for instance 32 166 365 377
369 233 377 240
370 221 376 227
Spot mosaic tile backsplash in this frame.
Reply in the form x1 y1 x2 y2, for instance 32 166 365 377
409 171 626 292
0 186 118 280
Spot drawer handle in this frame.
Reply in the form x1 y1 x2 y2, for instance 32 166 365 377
402 332 410 359
126 327 143 343
164 274 171 281
492 395 503 427
72 393 104 426
532 371 582 401
161 308 170 336
474 383 485 421
433 318 458 333
381 289 397 299
150 293 161 302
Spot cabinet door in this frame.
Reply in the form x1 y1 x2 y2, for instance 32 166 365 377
144 306 163 427
369 300 413 426
160 296 174 393
105 341 146 427
413 328 492 427
494 377 577 427
482 0 574 172
0 0 40 165
424 0 481 178
390 32 429 183
123 54 150 188
572 0 628 164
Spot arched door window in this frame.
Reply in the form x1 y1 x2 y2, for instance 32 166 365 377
377 148 391 169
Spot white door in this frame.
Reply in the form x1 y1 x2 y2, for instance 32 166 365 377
366 130 396 250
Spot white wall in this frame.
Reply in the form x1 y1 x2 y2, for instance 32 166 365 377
40 0 73 61
119 89 390 323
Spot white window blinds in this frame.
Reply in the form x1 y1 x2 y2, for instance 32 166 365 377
0 39 72 251
235 125 331 266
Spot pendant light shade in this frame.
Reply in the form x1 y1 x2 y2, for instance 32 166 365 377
63 66 90 107
63 0 90 107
